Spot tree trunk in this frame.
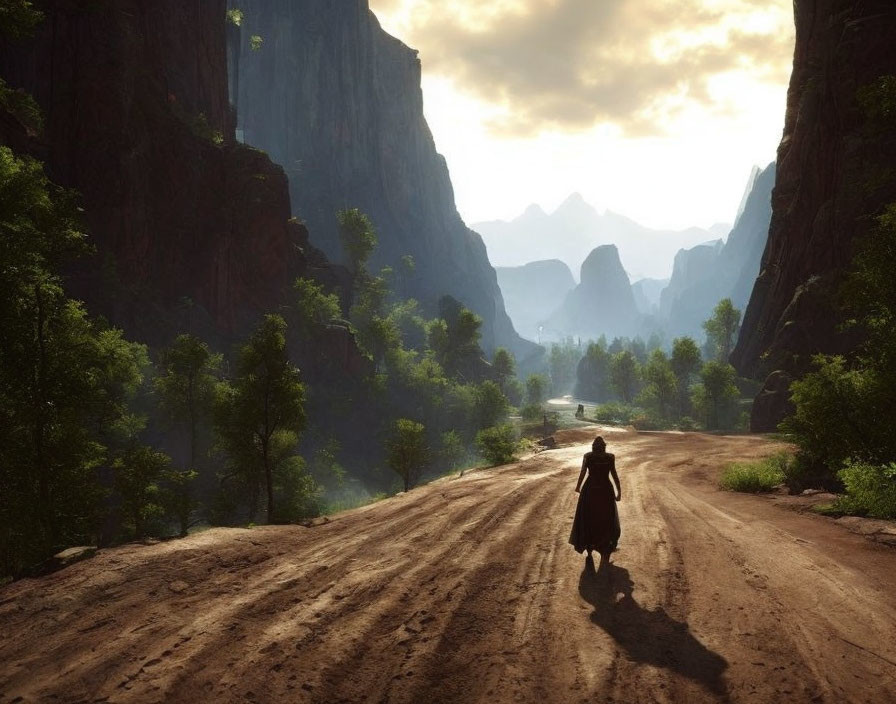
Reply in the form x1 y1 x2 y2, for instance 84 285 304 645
264 441 275 523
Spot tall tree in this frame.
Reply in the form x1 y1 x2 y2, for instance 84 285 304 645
429 298 485 381
154 334 220 535
214 315 306 522
670 336 702 418
155 334 220 471
386 419 429 492
526 373 548 406
575 342 612 402
337 208 377 278
0 147 148 574
703 298 741 363
492 347 515 391
692 362 740 430
610 350 640 404
640 349 678 421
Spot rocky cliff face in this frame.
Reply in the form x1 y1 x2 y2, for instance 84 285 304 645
660 163 775 340
228 0 536 361
548 245 640 341
731 1 896 430
495 260 576 342
658 241 724 336
0 0 338 346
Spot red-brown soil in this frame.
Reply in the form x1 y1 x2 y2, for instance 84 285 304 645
2 428 895 703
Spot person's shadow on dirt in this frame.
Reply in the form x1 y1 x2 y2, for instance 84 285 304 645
579 558 728 697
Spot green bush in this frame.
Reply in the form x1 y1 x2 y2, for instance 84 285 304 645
476 424 519 466
677 416 699 431
719 453 789 493
835 461 896 519
592 402 642 425
521 403 543 421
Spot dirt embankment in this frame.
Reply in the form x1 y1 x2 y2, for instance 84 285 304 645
2 429 895 703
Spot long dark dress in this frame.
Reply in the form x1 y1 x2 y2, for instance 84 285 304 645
569 451 620 555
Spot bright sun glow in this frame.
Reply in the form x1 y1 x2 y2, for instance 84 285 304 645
370 0 793 230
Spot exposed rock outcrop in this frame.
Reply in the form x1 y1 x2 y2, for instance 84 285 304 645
631 278 670 316
660 163 775 339
731 1 896 430
659 241 724 332
0 0 340 348
228 0 535 361
548 245 640 341
495 260 576 342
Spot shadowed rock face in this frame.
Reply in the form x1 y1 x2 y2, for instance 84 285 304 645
0 0 338 347
548 245 640 341
228 0 536 361
495 260 576 342
660 163 775 340
731 1 896 430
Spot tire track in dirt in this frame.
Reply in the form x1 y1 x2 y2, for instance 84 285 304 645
2 429 896 703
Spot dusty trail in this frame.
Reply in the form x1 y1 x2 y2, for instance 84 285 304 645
2 428 896 703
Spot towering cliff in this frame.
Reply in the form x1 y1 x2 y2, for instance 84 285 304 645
660 163 775 339
228 0 535 360
0 0 338 346
495 260 576 342
548 245 640 341
732 1 896 430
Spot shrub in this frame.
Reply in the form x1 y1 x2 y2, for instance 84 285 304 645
476 424 519 466
834 461 896 519
719 453 789 493
677 416 699 431
592 402 641 425
521 403 543 421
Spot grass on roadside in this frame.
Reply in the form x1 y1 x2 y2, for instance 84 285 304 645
720 453 790 493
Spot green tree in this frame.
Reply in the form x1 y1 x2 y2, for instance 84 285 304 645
692 362 739 430
476 424 518 466
438 430 466 473
639 349 678 421
0 147 148 575
337 208 377 277
386 419 429 492
474 380 510 430
0 0 43 39
114 446 170 539
155 335 220 469
154 334 220 535
214 315 306 522
781 355 882 474
575 341 611 402
610 350 640 403
703 298 741 362
492 347 516 393
293 277 342 335
526 373 548 406
671 336 702 418
429 298 485 381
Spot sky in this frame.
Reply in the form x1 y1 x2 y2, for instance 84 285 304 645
368 0 795 231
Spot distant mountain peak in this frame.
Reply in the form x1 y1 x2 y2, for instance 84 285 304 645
554 192 595 216
521 203 546 219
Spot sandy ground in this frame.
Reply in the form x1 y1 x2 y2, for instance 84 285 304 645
2 428 896 704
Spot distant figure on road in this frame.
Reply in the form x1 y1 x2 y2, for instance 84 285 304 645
569 436 621 563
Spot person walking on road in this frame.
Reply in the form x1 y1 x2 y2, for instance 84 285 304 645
569 436 621 563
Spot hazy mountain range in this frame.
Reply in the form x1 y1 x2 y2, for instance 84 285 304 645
490 164 775 345
474 194 729 281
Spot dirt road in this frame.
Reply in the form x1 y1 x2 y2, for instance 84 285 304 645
2 428 896 703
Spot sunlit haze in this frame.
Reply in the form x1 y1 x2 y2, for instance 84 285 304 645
369 0 794 230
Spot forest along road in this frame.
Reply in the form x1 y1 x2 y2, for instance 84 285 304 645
2 429 896 704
